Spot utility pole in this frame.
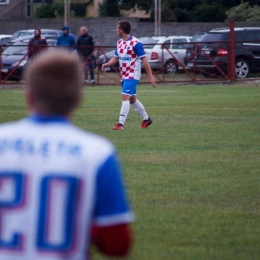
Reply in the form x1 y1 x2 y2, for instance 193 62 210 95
64 0 71 27
64 0 67 26
68 0 71 28
154 0 161 36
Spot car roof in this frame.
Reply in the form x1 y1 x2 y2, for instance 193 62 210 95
209 27 260 33
157 35 192 42
0 34 12 38
13 29 62 33
11 34 58 42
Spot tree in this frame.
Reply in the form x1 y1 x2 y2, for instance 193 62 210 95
119 0 152 13
99 0 120 17
226 2 260 21
35 4 63 18
193 3 227 22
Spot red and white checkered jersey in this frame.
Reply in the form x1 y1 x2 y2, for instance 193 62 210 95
115 35 145 81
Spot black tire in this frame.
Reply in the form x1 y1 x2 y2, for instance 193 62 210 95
235 59 250 78
164 60 177 74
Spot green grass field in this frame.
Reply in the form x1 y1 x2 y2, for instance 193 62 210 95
0 84 259 260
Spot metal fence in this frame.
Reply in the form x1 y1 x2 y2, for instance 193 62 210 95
1 40 259 85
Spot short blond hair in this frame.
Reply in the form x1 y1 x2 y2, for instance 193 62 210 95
24 49 84 116
80 26 88 33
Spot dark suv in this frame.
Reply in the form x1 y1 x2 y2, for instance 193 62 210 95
185 27 260 78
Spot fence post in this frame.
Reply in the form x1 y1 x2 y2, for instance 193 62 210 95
229 19 236 82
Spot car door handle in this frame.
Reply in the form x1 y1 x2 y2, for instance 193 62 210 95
174 52 178 54
245 46 251 50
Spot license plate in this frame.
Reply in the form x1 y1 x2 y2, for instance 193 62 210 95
1 69 8 73
187 63 193 67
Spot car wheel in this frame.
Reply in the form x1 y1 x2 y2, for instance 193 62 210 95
235 59 250 78
164 60 177 74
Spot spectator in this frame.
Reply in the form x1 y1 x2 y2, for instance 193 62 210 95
28 28 47 59
56 25 76 50
77 26 96 85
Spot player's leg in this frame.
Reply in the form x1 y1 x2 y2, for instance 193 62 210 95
112 80 136 130
130 97 148 120
130 89 153 128
89 58 96 84
84 60 89 84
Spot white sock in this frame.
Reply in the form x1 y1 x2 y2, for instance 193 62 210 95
119 100 130 126
131 99 148 120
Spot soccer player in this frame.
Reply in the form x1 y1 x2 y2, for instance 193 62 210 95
0 50 134 259
102 20 156 130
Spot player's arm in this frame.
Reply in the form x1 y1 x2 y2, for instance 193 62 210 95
135 42 156 88
102 56 119 71
91 223 132 257
141 56 156 88
92 152 134 257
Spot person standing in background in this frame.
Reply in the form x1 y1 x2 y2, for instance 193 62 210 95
28 28 48 59
56 25 76 50
77 26 96 85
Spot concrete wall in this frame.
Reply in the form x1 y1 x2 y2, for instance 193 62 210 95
1 17 260 46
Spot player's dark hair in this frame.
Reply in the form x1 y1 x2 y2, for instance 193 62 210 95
24 49 83 116
118 20 131 34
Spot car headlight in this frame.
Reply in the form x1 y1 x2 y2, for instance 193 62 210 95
12 60 27 67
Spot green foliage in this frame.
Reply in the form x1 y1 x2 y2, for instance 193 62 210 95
119 0 152 13
35 4 63 18
70 3 88 18
34 0 260 22
174 8 192 22
160 1 177 22
118 0 260 22
99 0 120 17
34 2 92 18
193 3 227 22
226 2 260 21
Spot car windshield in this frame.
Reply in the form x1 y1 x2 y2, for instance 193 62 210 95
200 32 229 42
141 39 159 49
192 33 206 42
3 45 28 55
10 32 32 41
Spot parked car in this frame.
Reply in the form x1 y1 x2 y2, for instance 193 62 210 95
184 27 260 78
190 31 207 42
143 35 192 74
10 29 78 43
8 34 59 45
0 34 12 45
1 39 57 82
98 50 117 72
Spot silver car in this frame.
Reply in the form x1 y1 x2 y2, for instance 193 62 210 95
144 35 192 74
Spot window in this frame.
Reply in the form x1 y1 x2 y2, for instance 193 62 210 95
162 40 170 49
172 39 188 49
0 0 10 5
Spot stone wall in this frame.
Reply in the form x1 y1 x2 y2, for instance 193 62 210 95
0 17 260 46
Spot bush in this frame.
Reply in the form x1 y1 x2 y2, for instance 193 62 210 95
35 4 63 18
193 3 227 22
35 3 89 18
